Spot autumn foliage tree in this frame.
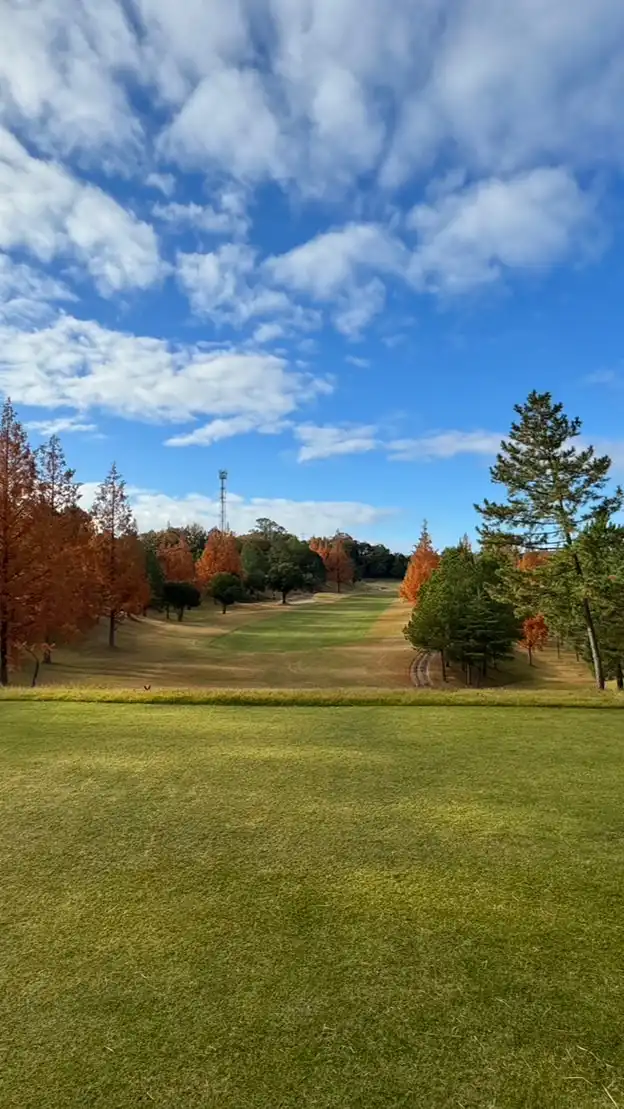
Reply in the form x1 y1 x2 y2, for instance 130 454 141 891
196 529 242 589
35 435 98 661
521 614 549 665
0 401 48 684
158 533 196 583
90 463 149 648
310 536 354 592
400 522 440 606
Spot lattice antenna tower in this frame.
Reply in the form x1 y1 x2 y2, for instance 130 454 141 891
219 470 228 532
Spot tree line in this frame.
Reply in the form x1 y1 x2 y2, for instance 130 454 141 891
0 399 408 685
402 392 624 690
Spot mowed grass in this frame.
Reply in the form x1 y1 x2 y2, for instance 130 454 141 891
11 591 415 690
1 705 623 1108
211 593 392 652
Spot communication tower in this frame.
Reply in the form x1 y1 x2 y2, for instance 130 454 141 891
219 470 228 532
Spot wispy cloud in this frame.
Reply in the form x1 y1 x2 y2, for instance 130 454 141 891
295 423 380 462
26 414 99 437
582 369 622 388
388 430 502 462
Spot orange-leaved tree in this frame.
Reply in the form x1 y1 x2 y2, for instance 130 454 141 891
517 551 549 572
196 529 242 590
521 614 549 665
35 434 98 662
309 537 330 562
158 533 196 583
310 536 354 592
90 463 149 647
400 521 440 605
0 400 50 684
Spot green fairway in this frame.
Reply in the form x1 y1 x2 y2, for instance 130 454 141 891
211 593 393 653
1 704 623 1108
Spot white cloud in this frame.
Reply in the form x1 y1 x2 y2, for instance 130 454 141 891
0 129 162 294
106 487 394 538
266 223 405 333
146 172 176 196
252 322 286 344
381 0 624 188
346 355 370 369
0 253 76 324
295 423 379 462
407 168 598 292
176 244 322 333
176 244 293 324
26 414 98 437
136 0 251 104
2 0 624 200
333 279 386 338
159 66 285 181
166 415 288 447
153 192 249 238
0 313 330 440
0 0 141 164
388 430 502 461
267 223 405 299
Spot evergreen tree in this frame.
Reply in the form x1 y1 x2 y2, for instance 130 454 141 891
405 546 520 684
476 391 622 689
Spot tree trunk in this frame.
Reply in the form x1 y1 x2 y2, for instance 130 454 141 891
222 601 227 614
108 610 116 648
0 618 9 686
165 605 170 620
177 607 184 622
43 646 52 664
616 661 623 692
30 657 40 688
440 651 447 682
582 598 605 689
528 645 533 666
570 548 605 689
282 591 287 604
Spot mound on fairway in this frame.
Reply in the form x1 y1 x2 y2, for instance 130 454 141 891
1 703 622 1108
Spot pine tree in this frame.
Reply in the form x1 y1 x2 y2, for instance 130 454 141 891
404 545 520 685
476 391 622 689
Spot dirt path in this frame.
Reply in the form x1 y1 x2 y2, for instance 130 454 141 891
410 650 433 688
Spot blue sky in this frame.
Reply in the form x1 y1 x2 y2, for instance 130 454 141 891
1 0 624 552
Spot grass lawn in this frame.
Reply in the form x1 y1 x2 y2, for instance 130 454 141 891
1 704 623 1108
11 592 415 690
211 593 393 653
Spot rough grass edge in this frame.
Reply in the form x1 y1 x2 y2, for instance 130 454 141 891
1 687 623 708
